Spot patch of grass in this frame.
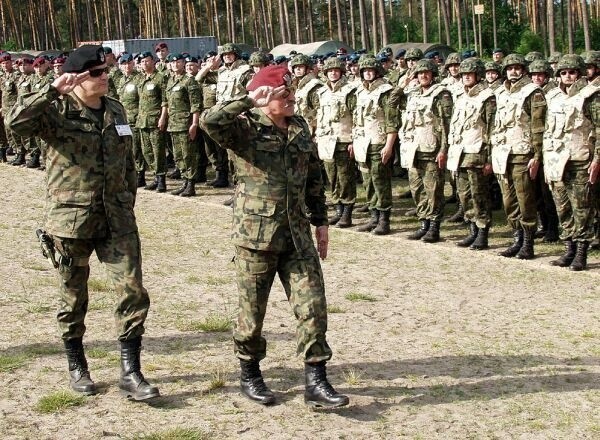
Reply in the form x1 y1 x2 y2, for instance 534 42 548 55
86 348 109 359
88 277 112 292
185 275 201 284
23 263 50 271
204 275 230 286
344 291 377 302
35 390 86 413
24 345 62 356
131 428 210 440
0 354 28 372
24 301 52 314
327 304 345 313
207 367 227 391
176 314 232 333
343 368 363 385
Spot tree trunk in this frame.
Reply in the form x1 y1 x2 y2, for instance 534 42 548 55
567 0 574 53
378 0 388 45
349 0 357 48
294 0 301 43
372 0 379 51
580 0 591 50
335 0 344 41
421 0 428 43
358 0 368 50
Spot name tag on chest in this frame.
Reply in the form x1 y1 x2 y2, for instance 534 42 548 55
115 124 133 136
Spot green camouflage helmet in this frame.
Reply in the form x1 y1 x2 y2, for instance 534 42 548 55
484 61 501 73
582 50 600 68
322 57 344 72
458 57 484 79
528 59 551 75
445 52 463 66
413 59 438 77
502 53 527 74
547 52 562 64
358 54 384 77
248 51 269 67
290 54 312 68
554 54 586 77
220 43 240 58
405 47 424 60
525 51 544 63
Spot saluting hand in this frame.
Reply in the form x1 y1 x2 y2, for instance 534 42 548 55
249 85 288 108
52 72 90 95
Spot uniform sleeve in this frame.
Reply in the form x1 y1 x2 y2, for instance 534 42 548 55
526 91 547 161
200 96 254 151
188 79 202 114
388 85 407 110
482 95 497 163
305 138 328 227
433 91 453 154
5 84 60 141
160 74 168 107
382 93 401 134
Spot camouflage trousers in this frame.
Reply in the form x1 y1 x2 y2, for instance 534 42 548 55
130 128 146 173
323 144 356 205
140 128 167 175
0 116 6 147
534 165 559 229
203 130 228 172
3 120 18 149
409 159 446 221
457 167 492 228
497 161 537 233
359 143 393 211
549 161 596 241
233 245 332 363
51 232 150 341
193 132 209 174
170 131 198 180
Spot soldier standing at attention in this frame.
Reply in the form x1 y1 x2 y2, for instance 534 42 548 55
103 47 122 99
165 53 202 197
315 57 358 228
448 58 496 250
15 58 37 168
544 54 599 271
396 60 453 243
154 42 170 73
491 54 546 260
7 45 159 401
290 54 323 135
1 54 24 165
201 65 349 408
137 51 168 193
353 55 399 235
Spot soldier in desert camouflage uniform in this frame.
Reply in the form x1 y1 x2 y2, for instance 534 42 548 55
201 65 349 409
7 45 159 401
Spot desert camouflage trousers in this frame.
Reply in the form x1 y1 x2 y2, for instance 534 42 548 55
323 144 356 205
497 161 537 233
233 244 332 363
409 159 446 221
359 143 393 211
140 128 167 175
170 131 198 180
51 232 150 342
457 167 492 228
549 161 597 242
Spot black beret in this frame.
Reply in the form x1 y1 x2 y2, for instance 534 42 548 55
62 45 106 73
138 51 154 61
395 49 406 59
119 53 134 63
102 46 113 54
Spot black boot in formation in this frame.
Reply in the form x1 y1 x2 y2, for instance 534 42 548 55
239 359 276 405
119 337 160 401
64 338 97 395
304 361 349 408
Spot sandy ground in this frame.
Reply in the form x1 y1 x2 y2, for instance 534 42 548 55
0 164 599 440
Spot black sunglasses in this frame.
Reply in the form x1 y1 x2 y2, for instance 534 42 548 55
559 69 578 76
88 67 110 77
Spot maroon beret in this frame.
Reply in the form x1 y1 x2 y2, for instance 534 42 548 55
52 56 66 66
155 42 168 52
32 57 46 67
0 53 11 62
246 65 292 91
16 58 33 65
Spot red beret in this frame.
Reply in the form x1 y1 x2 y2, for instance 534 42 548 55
246 65 292 91
16 58 33 65
52 56 66 66
32 57 46 67
0 53 11 62
155 42 168 52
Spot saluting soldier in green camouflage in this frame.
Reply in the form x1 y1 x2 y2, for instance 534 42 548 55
136 51 168 192
201 65 349 409
544 54 600 271
7 45 159 401
166 53 202 197
491 53 546 260
448 58 496 250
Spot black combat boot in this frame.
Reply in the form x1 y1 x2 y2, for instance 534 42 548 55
145 176 158 191
304 361 349 408
6 146 14 155
64 338 97 395
470 226 489 250
180 179 196 197
407 219 430 240
136 171 146 188
421 220 441 243
329 203 344 226
156 175 167 193
372 210 391 235
516 229 535 260
534 212 547 239
550 240 577 267
498 229 523 258
26 152 40 168
447 203 464 223
171 179 187 196
356 209 379 232
239 360 275 405
569 241 589 272
10 152 25 166
456 222 478 247
336 204 354 228
167 167 181 179
355 204 369 213
119 337 160 401
212 170 229 188
0 147 7 163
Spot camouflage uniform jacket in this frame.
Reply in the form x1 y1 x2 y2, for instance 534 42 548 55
117 72 141 125
136 70 167 129
6 84 137 239
166 73 201 132
201 96 328 255
108 66 123 99
1 70 20 112
198 70 218 113
293 73 323 131
31 73 54 92
17 73 34 96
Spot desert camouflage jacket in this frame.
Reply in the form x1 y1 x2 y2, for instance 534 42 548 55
6 84 138 239
201 96 327 254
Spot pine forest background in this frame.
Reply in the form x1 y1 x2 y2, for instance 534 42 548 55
0 0 598 56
